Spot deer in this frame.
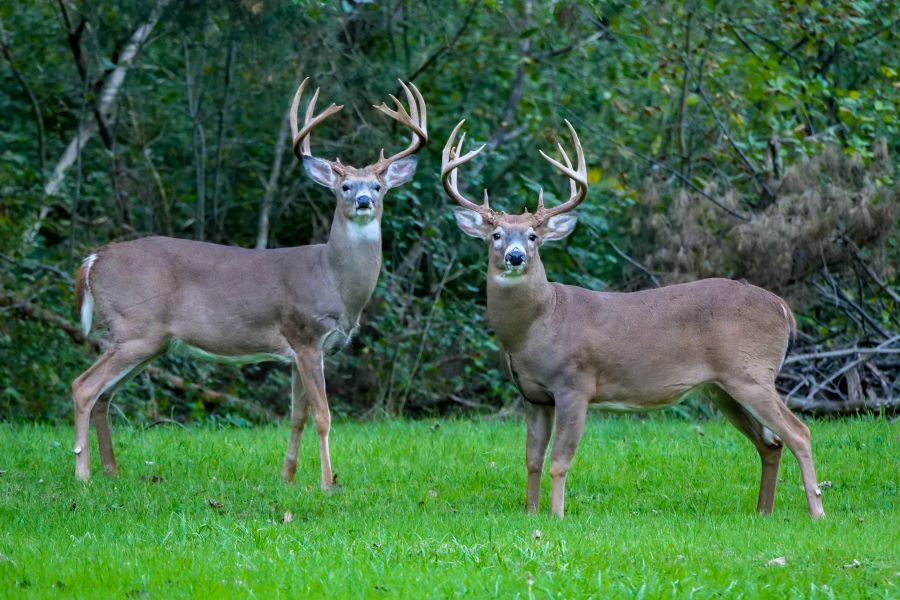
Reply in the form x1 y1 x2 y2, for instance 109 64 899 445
71 77 427 488
441 119 825 519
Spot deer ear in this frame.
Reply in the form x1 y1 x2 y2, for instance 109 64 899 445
540 213 578 241
303 156 336 188
452 207 490 240
383 156 418 189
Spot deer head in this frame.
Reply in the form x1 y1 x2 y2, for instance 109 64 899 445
291 78 427 228
442 120 587 284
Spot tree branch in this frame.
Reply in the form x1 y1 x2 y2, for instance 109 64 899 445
607 240 661 287
0 17 46 174
44 0 171 198
403 0 478 83
256 107 291 249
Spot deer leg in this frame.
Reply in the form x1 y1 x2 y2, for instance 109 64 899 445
90 354 159 477
91 393 118 476
294 350 333 491
524 401 554 514
709 386 783 515
282 364 310 484
721 380 825 519
548 398 588 518
72 341 159 481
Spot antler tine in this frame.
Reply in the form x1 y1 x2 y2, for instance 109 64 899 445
535 119 588 222
556 140 578 200
369 79 428 172
411 82 427 137
289 77 309 144
301 86 321 157
289 78 344 161
441 120 491 217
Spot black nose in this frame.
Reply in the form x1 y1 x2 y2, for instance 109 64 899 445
356 196 373 209
506 249 526 266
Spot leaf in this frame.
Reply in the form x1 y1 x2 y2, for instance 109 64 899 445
766 556 786 567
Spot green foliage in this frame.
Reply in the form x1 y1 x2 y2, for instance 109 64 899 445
0 0 897 420
0 417 897 596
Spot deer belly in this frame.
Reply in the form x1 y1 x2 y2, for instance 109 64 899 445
169 339 293 365
593 379 695 411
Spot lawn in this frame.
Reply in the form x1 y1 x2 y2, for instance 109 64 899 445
0 416 897 598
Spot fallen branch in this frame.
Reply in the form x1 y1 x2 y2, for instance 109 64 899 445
786 396 896 415
785 346 900 365
1 292 273 420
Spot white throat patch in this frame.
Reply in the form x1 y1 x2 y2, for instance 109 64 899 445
492 273 527 287
347 219 381 242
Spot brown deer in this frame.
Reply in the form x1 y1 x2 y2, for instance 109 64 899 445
441 119 825 519
71 77 427 487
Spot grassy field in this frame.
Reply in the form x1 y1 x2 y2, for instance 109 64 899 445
0 416 897 598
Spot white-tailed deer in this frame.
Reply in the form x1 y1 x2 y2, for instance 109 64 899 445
441 119 824 519
71 77 427 487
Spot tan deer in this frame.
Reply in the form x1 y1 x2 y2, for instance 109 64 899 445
71 77 427 487
441 119 825 519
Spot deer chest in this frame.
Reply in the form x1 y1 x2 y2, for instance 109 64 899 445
505 353 554 406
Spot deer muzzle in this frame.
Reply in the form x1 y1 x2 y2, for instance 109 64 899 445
505 247 527 269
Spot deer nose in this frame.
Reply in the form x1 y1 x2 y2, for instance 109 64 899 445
506 248 526 266
356 196 373 209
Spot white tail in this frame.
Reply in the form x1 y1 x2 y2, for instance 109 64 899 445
78 254 97 336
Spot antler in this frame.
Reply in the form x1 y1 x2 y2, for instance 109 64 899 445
441 120 493 221
534 120 588 223
368 80 428 173
290 77 344 166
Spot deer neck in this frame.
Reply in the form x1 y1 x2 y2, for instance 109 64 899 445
324 209 383 321
485 257 554 354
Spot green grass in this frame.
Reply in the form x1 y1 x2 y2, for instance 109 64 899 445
0 417 897 598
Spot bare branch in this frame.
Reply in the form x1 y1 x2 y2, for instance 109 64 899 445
0 17 46 173
256 108 292 249
44 0 172 198
607 241 661 288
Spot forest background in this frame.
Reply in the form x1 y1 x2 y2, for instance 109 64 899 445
1 0 897 423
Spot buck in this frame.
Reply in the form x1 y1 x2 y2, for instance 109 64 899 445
441 119 825 519
71 77 427 488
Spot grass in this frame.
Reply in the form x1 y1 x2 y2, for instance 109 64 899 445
0 416 897 598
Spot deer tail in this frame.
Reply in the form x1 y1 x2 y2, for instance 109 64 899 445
778 299 797 370
76 254 98 336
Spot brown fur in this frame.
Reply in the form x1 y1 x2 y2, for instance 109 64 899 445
70 77 427 485
450 201 824 521
443 118 824 520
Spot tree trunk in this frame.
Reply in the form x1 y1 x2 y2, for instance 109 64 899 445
256 108 291 249
43 0 171 198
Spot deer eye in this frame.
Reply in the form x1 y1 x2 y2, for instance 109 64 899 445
374 184 381 192
528 233 538 242
492 232 501 240
342 184 350 192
